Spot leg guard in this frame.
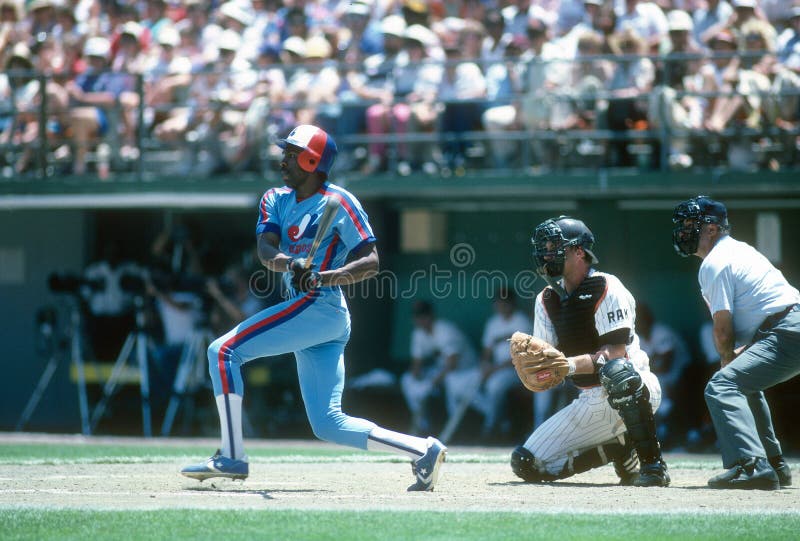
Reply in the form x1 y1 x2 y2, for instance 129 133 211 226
511 438 635 483
600 359 664 466
511 446 554 483
612 434 639 486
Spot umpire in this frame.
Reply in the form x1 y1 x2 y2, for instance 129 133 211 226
673 196 799 490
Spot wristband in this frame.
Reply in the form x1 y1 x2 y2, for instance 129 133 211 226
592 354 606 372
567 358 576 376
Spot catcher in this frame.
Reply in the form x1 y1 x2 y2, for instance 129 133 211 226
509 216 670 487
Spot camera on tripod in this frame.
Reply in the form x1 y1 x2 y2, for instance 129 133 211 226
48 272 105 294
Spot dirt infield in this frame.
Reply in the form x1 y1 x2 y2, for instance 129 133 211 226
1 434 797 513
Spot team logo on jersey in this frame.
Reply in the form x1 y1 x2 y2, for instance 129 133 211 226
578 294 593 300
287 213 319 242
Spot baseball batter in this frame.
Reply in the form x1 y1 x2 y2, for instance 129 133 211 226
181 125 446 491
510 216 670 487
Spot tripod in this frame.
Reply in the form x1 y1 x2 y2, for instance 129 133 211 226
17 303 91 434
90 295 154 436
160 321 214 436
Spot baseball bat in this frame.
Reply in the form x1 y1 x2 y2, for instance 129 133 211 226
304 196 341 268
439 377 483 444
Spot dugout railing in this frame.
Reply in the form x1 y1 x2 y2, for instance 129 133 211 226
2 51 798 182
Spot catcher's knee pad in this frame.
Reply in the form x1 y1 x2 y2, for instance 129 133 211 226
599 359 661 464
511 446 555 483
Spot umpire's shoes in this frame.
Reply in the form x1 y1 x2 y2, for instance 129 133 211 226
708 457 779 490
408 437 447 492
181 449 249 481
633 461 670 487
769 455 792 487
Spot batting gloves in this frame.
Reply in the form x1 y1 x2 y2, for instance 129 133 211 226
288 258 322 292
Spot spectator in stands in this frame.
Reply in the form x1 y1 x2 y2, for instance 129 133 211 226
777 7 800 66
482 35 528 167
478 288 531 439
501 0 533 38
769 7 800 135
702 27 771 170
402 0 432 28
66 36 135 175
142 25 193 137
401 300 482 435
435 32 487 175
112 21 150 162
606 29 655 167
335 0 381 65
287 35 339 127
141 0 171 45
0 42 67 175
358 14 409 174
694 0 734 49
481 10 509 64
26 0 57 39
397 23 444 174
614 0 669 53
729 0 763 35
519 16 570 168
649 9 704 169
557 0 608 58
551 30 613 164
739 18 778 77
636 302 692 447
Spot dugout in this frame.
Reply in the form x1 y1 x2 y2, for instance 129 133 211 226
1 170 799 448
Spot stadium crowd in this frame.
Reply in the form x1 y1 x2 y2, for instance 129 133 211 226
1 0 800 178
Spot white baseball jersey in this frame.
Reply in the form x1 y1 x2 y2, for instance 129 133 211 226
534 269 650 373
411 319 479 371
482 310 532 365
524 269 660 476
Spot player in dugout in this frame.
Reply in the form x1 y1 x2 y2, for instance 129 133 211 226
508 216 670 487
180 125 447 491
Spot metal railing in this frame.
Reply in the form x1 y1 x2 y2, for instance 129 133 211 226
1 51 798 182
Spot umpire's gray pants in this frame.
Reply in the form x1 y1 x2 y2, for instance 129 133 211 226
705 306 800 468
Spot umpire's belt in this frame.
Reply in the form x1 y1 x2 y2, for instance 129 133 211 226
757 304 799 335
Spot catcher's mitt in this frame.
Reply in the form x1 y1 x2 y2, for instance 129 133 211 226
509 331 570 392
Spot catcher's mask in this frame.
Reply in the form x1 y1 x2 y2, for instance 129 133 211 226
671 196 729 257
532 216 598 278
278 124 338 175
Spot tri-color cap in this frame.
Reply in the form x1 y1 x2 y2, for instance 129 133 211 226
278 125 338 175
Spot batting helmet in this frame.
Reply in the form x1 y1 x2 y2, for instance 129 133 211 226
277 125 338 175
671 195 729 257
532 216 598 277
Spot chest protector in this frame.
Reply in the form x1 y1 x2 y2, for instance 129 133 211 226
542 275 608 387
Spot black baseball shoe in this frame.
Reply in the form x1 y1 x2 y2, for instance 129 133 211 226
708 457 779 490
633 461 670 487
769 455 792 487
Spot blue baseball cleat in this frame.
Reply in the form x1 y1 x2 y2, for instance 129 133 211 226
180 450 249 481
407 437 447 492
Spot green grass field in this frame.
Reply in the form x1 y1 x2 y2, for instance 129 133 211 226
1 439 798 541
